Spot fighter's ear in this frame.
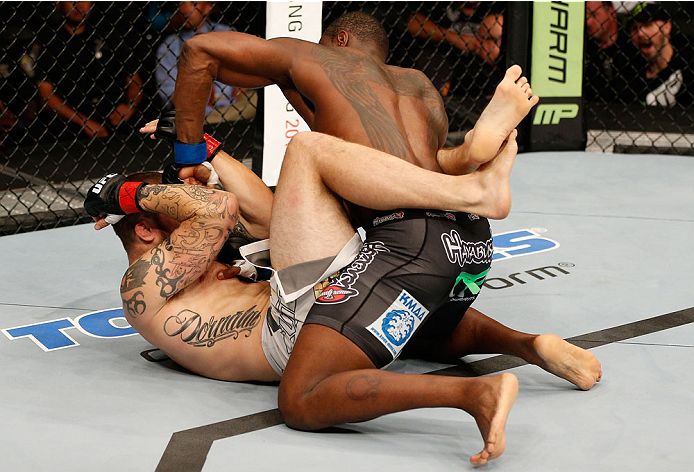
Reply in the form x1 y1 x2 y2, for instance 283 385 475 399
337 30 349 47
134 219 157 243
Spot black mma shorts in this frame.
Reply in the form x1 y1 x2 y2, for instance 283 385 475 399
305 209 493 367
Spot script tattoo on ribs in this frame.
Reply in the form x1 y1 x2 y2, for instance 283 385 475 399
163 306 262 347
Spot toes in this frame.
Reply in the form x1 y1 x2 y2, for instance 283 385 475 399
517 76 528 87
506 64 522 81
470 449 490 466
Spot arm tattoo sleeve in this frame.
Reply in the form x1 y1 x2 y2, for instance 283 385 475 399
138 185 232 222
123 291 147 319
124 185 237 313
227 219 261 248
121 259 150 293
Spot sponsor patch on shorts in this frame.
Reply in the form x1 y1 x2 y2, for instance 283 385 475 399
366 289 429 358
372 211 405 227
425 211 457 221
315 241 389 305
441 230 493 267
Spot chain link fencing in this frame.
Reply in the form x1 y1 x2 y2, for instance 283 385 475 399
1 1 693 235
584 1 694 154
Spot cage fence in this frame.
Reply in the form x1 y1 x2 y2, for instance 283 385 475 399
1 1 692 235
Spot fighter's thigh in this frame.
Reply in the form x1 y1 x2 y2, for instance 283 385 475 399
280 324 376 393
401 303 472 362
271 133 355 270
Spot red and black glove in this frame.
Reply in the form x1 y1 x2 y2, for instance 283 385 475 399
84 173 146 218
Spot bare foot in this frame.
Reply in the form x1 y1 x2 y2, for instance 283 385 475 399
468 65 540 165
533 334 603 390
469 373 519 466
462 129 518 219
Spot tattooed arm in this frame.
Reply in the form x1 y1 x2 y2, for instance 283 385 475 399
120 185 238 322
172 32 311 143
179 149 273 241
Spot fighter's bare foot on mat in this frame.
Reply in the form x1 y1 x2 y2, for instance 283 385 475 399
468 64 540 165
533 334 603 390
468 373 518 466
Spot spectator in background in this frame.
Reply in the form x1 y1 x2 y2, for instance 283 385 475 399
35 1 143 139
584 2 630 102
146 2 186 35
155 1 255 123
406 2 505 145
0 40 42 147
408 2 503 70
0 101 16 147
625 2 693 107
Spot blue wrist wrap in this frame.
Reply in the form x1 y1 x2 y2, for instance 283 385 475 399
174 141 207 165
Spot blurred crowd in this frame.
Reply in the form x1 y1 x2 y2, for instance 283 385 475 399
1 1 692 149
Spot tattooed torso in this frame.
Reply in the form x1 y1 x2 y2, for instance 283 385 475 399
284 43 448 225
288 44 447 172
134 260 276 381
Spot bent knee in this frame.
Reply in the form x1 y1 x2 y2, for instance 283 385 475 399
278 383 321 431
286 131 320 158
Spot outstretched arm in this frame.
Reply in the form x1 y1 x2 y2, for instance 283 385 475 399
36 79 108 138
407 13 480 54
407 13 502 66
172 32 304 143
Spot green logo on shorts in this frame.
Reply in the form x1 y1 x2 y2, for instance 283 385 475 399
450 268 490 298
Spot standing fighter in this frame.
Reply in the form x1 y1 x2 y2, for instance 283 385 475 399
163 11 597 465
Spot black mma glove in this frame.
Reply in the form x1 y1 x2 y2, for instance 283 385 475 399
84 173 147 218
154 111 177 142
162 162 185 185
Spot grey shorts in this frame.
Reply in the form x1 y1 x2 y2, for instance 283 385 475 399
241 234 363 376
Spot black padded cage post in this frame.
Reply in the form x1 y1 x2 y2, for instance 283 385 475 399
528 1 587 152
504 1 532 151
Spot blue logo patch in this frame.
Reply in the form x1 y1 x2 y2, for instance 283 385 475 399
381 310 416 346
367 289 429 359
